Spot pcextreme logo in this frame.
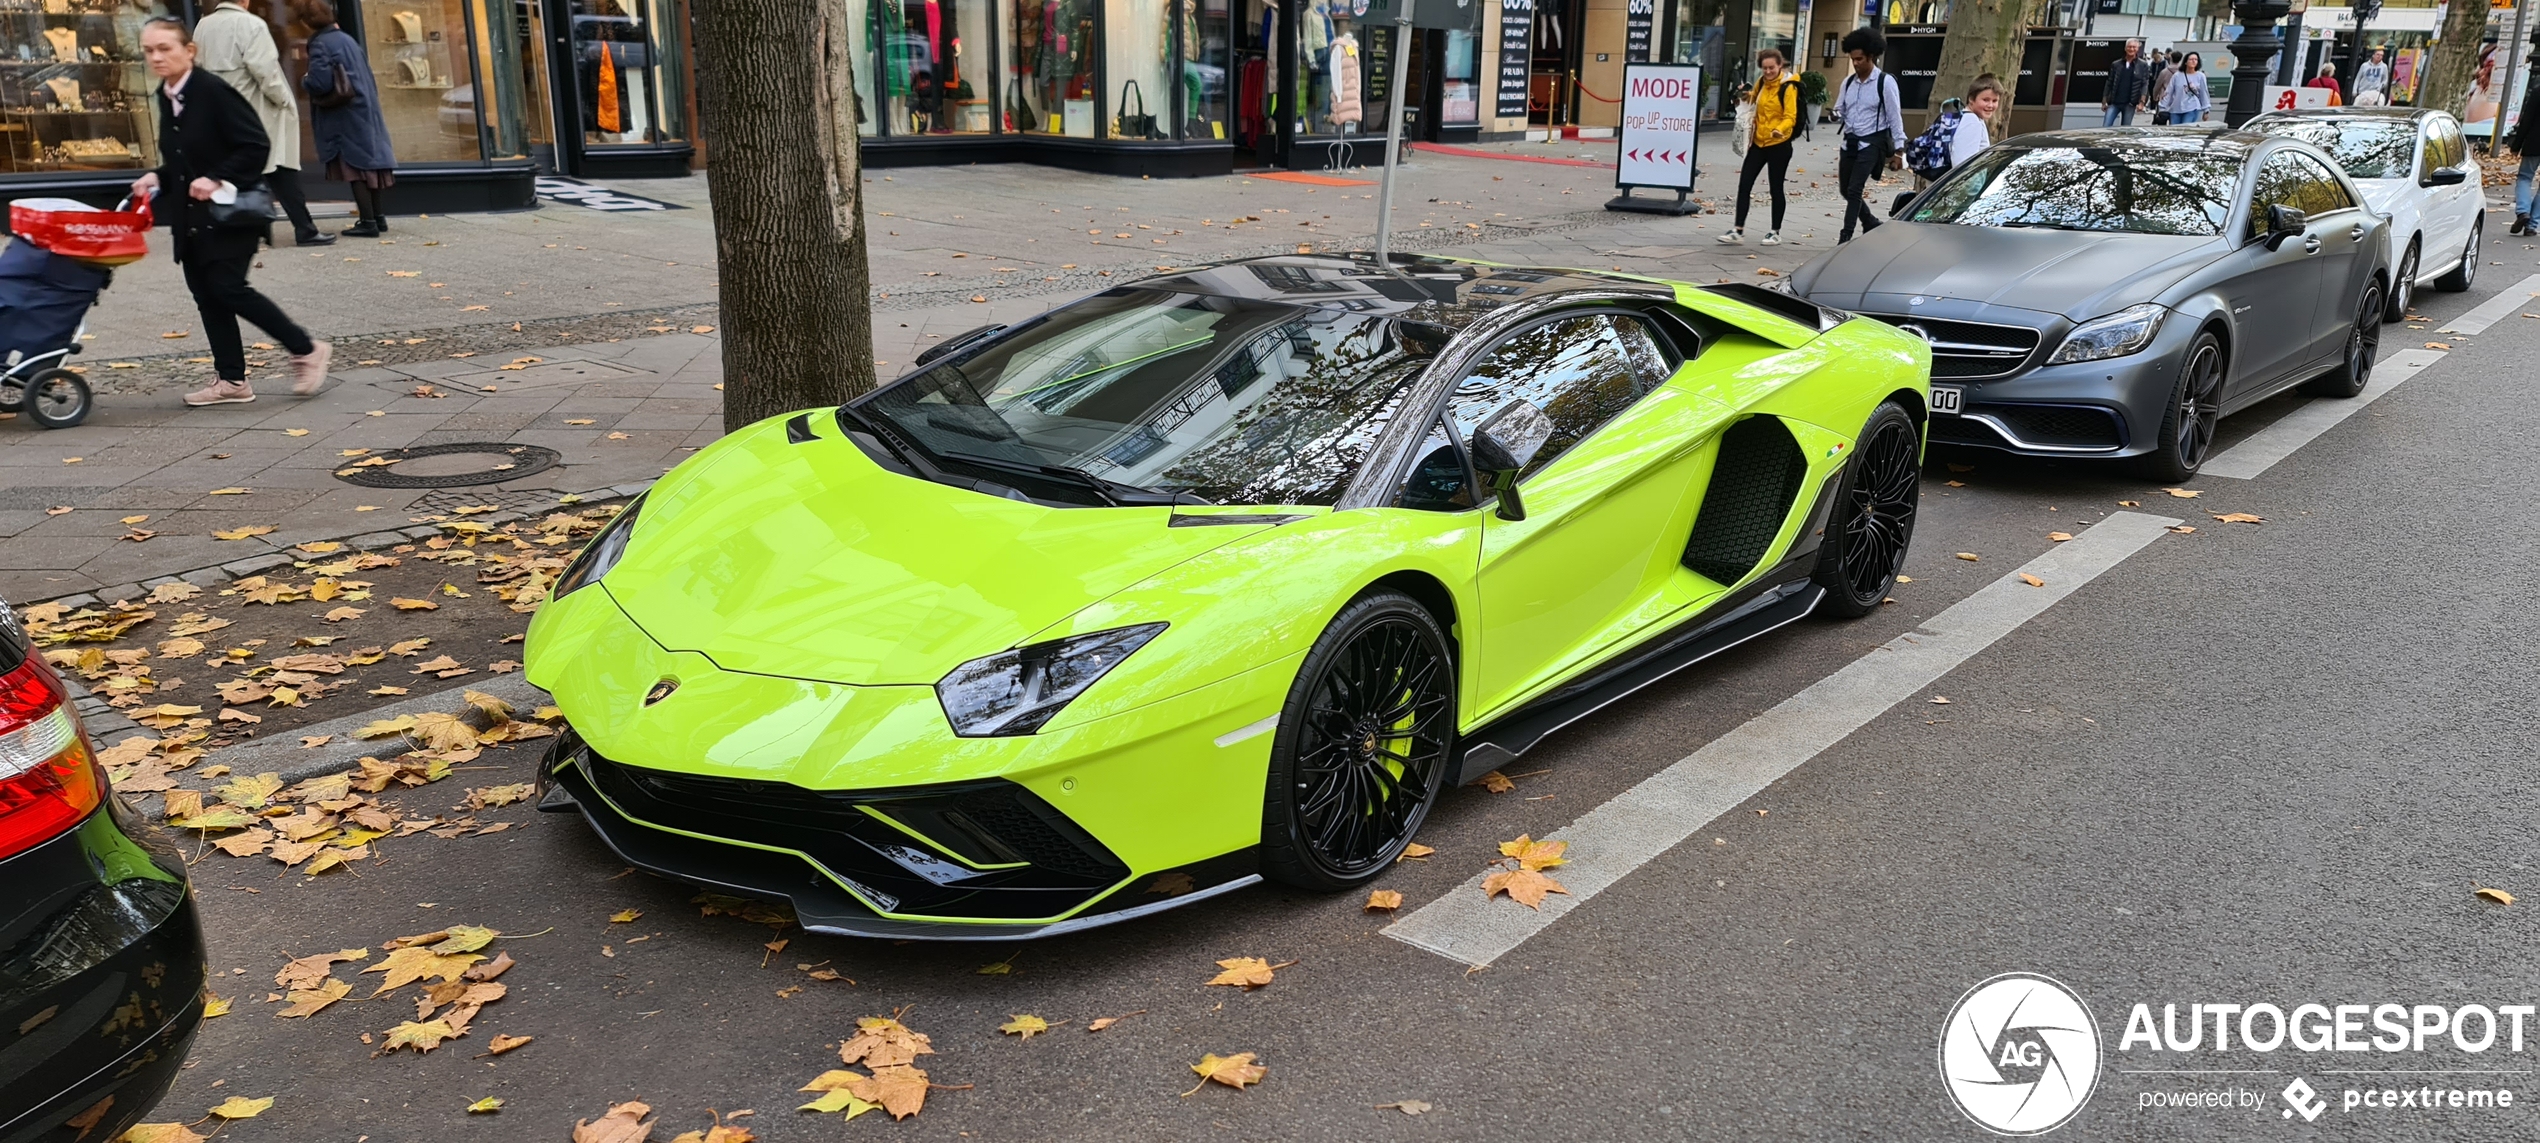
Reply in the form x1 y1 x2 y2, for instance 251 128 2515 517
1938 973 2104 1136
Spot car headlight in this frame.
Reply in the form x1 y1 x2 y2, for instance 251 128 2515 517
551 493 645 601
936 623 1167 737
2047 303 2167 364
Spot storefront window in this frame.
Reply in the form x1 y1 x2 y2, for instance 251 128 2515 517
1297 0 1365 139
1187 0 1227 139
1440 26 1475 124
858 0 990 135
1107 0 1169 137
1012 0 1095 135
0 0 174 175
353 0 480 161
562 0 687 148
468 0 531 157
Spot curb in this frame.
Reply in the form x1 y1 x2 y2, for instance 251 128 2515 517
140 672 553 793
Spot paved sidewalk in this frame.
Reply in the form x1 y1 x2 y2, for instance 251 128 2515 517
2 134 1894 602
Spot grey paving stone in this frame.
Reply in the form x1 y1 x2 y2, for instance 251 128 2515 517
179 567 232 588
52 593 97 609
94 583 143 605
219 554 293 575
348 531 409 548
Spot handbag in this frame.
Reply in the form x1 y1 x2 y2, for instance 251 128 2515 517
1731 96 1751 156
1116 79 1160 140
204 184 275 232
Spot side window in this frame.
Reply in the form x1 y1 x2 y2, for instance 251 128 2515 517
1395 416 1475 511
1445 313 1673 480
2291 153 2354 214
2247 155 2307 241
2436 119 2467 171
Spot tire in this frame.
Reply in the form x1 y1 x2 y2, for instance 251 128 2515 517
2382 238 2417 322
1811 400 1920 619
1259 590 1456 892
22 368 89 429
2130 330 2225 482
2434 215 2481 292
2302 277 2383 399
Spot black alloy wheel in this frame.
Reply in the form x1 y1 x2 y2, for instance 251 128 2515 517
22 367 89 429
2133 332 2224 482
2305 280 2383 399
2382 240 2417 322
1260 591 1455 891
1813 400 1920 618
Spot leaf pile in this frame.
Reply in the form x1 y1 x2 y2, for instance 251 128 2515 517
797 1012 956 1121
265 925 522 1056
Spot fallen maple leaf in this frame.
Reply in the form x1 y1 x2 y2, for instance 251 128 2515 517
1397 843 1436 861
2169 525 2197 534
839 1014 935 1068
2210 512 2264 524
277 977 354 1018
487 1032 532 1054
1954 552 1980 562
213 525 276 541
2161 488 2202 498
382 1019 455 1053
1482 866 1570 909
1365 889 1404 911
467 1096 504 1113
2047 531 2074 542
845 1064 932 1120
1000 1014 1056 1039
2478 887 2514 906
1497 834 1568 871
1479 770 1515 793
2018 573 2045 587
206 487 250 496
202 992 232 1018
1207 956 1295 989
573 1100 657 1143
390 597 439 611
667 1124 756 1143
1185 1052 1266 1095
611 908 643 923
364 945 481 994
1085 1010 1144 1032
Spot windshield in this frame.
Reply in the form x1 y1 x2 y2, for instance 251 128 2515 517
858 288 1432 507
1907 146 2242 236
2251 117 2417 180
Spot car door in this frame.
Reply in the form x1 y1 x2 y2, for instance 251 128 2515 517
1454 311 1689 716
2288 150 2371 359
2426 116 2478 262
2223 153 2329 396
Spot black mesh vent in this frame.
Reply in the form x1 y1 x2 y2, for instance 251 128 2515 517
1682 416 1809 584
1929 415 2007 447
1982 404 2125 450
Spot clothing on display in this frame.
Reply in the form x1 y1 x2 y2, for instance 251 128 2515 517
596 41 621 132
1326 33 1360 124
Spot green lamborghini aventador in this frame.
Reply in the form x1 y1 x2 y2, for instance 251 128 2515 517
523 254 1930 939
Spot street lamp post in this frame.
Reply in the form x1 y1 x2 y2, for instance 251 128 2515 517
2226 0 2294 126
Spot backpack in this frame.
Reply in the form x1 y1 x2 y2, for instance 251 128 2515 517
1906 109 1961 181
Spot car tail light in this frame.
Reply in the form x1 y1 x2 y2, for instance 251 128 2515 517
0 657 103 862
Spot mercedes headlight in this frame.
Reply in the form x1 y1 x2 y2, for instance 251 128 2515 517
551 493 645 600
936 623 1167 737
2047 303 2167 364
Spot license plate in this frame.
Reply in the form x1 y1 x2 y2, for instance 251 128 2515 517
1930 386 1964 415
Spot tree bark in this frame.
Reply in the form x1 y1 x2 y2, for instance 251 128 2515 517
1928 0 2028 124
695 0 878 433
2421 0 2490 118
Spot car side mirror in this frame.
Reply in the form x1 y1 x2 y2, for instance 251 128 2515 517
1890 189 1918 219
2426 167 2468 187
1468 430 1529 521
2263 204 2308 250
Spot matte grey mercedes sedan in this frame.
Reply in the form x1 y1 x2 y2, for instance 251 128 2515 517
1788 127 2392 480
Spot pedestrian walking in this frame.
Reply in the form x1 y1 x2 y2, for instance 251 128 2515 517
2306 62 2343 106
2356 46 2391 101
2149 51 2177 124
1951 74 2003 168
2160 52 2210 125
128 17 329 407
192 0 331 247
295 0 395 237
2103 39 2152 126
1833 27 1904 244
1719 48 1802 247
2509 39 2540 234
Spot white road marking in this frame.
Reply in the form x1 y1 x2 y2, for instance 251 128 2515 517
1381 511 2183 967
2437 272 2540 335
2199 347 2446 481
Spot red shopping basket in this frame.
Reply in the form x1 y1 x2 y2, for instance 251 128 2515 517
10 196 151 266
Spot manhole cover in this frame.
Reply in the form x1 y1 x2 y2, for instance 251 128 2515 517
333 442 562 489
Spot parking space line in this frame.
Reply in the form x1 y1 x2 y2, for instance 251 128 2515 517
2199 347 2446 481
2437 272 2540 336
1381 511 2183 967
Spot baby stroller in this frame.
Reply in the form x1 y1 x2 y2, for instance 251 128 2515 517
0 196 151 429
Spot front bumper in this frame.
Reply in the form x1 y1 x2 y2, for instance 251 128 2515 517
1859 305 2190 460
0 802 207 1143
537 732 1262 940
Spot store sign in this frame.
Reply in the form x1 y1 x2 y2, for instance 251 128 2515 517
1360 0 1482 30
1626 0 1655 62
2262 84 2333 110
1614 63 1702 192
1497 0 1534 119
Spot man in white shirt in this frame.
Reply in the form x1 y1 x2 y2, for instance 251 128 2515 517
1833 27 1905 243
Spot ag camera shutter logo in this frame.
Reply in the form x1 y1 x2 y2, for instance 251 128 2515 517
1939 972 2104 1135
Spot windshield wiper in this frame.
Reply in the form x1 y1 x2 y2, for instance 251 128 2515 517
939 449 1195 507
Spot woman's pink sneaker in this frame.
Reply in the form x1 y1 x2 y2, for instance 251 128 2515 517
291 340 332 395
183 380 255 406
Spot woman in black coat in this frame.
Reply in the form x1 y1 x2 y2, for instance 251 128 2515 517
128 17 329 406
295 0 396 236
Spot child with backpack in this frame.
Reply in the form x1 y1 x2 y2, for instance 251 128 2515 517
1905 74 2005 187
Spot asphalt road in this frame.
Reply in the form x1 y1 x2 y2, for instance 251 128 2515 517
154 249 2540 1143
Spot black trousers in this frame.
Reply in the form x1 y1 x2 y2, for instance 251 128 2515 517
1735 140 1794 230
182 250 314 381
1838 137 1891 239
268 165 319 240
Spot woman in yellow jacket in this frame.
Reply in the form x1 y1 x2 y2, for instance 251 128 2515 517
1721 49 1802 246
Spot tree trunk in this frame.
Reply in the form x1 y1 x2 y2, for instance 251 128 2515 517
695 0 878 433
2422 0 2490 118
1928 0 2028 125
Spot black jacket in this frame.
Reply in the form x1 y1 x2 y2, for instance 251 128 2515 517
2106 56 2155 107
2515 76 2540 155
151 67 270 263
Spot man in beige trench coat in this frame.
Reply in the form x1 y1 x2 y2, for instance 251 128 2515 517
193 0 334 246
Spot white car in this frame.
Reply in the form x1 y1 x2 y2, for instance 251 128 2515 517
2247 107 2485 321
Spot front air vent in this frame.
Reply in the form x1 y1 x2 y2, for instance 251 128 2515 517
1682 416 1809 585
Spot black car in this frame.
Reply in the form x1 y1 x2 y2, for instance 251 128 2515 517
1790 127 2393 480
0 598 206 1143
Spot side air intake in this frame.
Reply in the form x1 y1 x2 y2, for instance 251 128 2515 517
1681 415 1808 585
